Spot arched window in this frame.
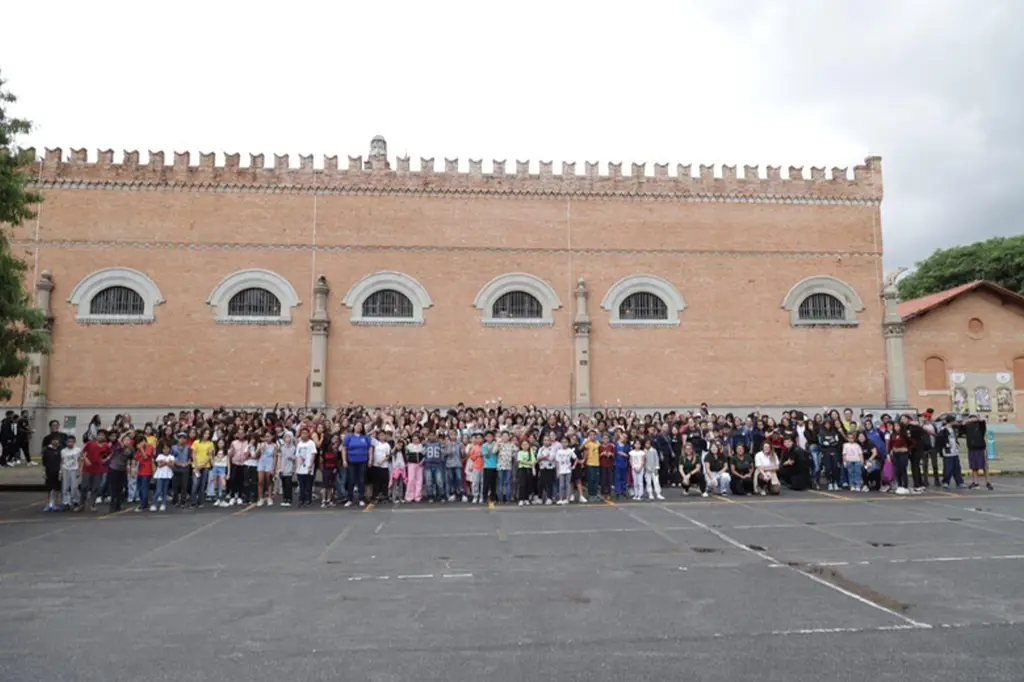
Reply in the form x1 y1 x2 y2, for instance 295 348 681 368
924 356 947 391
207 269 300 324
492 291 542 320
342 271 433 326
797 293 846 322
600 274 685 327
362 289 414 318
227 288 282 318
473 273 562 326
68 267 164 324
89 286 145 317
619 292 668 321
781 275 864 327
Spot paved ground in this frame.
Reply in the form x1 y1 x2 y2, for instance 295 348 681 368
2 484 1024 682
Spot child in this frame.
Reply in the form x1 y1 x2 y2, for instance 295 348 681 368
554 438 575 505
613 433 630 500
228 432 248 506
389 439 407 504
255 432 277 507
937 415 965 489
442 431 464 503
134 437 155 511
321 434 340 508
516 439 535 506
598 433 614 498
60 435 82 510
42 436 62 511
629 440 646 501
153 442 174 511
276 432 296 507
126 452 139 506
496 432 516 504
842 432 865 492
295 427 317 508
643 438 664 501
468 434 484 504
211 440 230 507
536 434 557 505
243 437 259 505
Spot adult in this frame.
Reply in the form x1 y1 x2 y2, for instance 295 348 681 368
779 436 812 491
964 414 993 491
342 422 372 507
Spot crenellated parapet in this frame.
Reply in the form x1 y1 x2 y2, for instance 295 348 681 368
25 146 883 202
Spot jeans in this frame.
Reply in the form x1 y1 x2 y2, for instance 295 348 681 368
497 469 512 501
538 468 556 501
298 473 314 505
137 475 151 509
613 466 629 495
191 469 210 506
809 445 821 482
586 466 600 497
599 467 612 495
923 449 940 484
348 461 367 503
707 470 731 494
334 467 347 501
425 466 446 500
845 461 863 490
154 478 170 507
558 472 572 501
893 451 910 489
445 467 462 498
80 472 103 506
822 450 841 486
942 456 964 487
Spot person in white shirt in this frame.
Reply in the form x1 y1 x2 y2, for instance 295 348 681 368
370 430 392 503
153 444 175 511
753 442 781 496
294 428 317 508
629 441 646 501
60 436 82 509
553 439 576 505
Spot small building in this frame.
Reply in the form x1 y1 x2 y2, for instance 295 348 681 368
901 280 1024 426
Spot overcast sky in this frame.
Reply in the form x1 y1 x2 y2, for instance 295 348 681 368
3 0 1019 267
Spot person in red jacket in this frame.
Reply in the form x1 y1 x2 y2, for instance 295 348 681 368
80 430 111 511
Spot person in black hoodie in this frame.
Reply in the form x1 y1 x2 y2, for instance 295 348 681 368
779 436 811 491
964 415 993 490
819 421 842 491
900 414 927 493
41 437 63 511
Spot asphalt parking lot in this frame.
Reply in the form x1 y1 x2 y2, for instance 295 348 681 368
2 483 1024 682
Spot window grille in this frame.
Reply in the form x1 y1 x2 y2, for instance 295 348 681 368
89 286 145 316
798 293 846 321
227 288 282 317
492 291 542 319
362 289 414 318
618 292 668 320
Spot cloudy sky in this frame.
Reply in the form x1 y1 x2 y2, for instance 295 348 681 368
3 0 1019 267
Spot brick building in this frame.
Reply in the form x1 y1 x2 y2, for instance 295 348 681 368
900 281 1024 426
6 136 927 434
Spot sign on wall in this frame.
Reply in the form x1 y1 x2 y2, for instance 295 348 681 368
950 371 1015 421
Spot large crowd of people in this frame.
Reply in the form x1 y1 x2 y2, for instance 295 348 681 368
2 402 994 514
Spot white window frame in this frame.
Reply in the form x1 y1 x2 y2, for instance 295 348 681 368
473 272 562 327
342 271 433 326
207 269 300 325
67 267 164 325
781 275 864 327
600 274 685 327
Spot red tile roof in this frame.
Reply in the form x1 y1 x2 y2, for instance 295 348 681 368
899 280 1024 321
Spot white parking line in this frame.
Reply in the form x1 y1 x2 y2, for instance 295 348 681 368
657 504 932 630
397 574 434 580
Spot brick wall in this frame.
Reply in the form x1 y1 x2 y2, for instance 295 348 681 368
3 149 889 412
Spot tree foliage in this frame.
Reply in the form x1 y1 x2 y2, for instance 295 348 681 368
898 235 1024 301
0 69 47 401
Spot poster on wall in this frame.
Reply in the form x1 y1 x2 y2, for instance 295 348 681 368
950 371 1016 422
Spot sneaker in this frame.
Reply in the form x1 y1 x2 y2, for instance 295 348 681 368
518 500 525 507
895 487 909 496
759 490 767 496
160 504 167 511
544 499 552 505
28 461 38 467
914 487 926 493
969 482 979 490
943 483 950 490
986 482 994 491
266 499 273 507
910 487 923 495
257 499 266 508
656 494 665 501
956 484 967 489
860 486 869 492
579 495 588 504
358 500 365 507
281 502 291 507
134 507 142 513
150 505 157 512
702 491 709 498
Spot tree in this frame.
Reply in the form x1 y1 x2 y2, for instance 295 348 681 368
898 235 1024 301
0 70 47 401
